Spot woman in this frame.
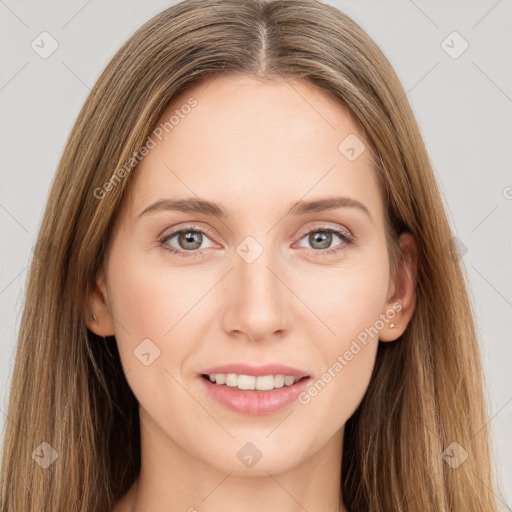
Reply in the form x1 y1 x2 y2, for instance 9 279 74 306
0 0 501 511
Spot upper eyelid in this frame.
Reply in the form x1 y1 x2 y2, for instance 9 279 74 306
161 223 216 240
297 223 352 237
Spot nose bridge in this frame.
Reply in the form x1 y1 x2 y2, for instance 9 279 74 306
222 236 290 340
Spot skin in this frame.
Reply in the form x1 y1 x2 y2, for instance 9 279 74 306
88 74 417 512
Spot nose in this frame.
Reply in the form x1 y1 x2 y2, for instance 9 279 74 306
221 248 292 343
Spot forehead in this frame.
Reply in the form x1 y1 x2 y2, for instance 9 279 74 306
125 74 383 222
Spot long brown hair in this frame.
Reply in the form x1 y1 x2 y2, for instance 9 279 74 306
0 1 501 510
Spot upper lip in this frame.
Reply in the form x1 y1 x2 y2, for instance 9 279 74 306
200 363 310 379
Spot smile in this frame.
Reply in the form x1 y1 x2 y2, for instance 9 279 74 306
199 373 311 415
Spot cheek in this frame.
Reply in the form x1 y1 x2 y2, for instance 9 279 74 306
104 249 196 378
104 250 210 426
295 252 390 346
107 247 210 339
292 255 389 419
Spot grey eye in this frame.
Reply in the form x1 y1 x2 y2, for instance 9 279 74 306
298 230 343 250
164 229 214 251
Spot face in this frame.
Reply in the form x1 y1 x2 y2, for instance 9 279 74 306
90 74 413 476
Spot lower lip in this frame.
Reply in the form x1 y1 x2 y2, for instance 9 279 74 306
199 376 311 416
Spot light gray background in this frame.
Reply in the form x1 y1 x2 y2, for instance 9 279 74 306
1 0 511 506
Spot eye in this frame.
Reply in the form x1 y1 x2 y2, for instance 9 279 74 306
158 226 216 257
295 227 353 256
158 224 354 258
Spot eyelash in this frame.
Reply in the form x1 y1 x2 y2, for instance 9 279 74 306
158 224 354 258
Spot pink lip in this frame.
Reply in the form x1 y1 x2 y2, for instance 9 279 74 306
199 375 311 416
200 363 309 379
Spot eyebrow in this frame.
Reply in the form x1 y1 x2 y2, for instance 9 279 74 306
137 196 373 223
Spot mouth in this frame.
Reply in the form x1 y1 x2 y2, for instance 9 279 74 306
198 367 312 416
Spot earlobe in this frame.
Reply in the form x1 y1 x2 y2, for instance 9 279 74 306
85 271 116 337
379 232 418 342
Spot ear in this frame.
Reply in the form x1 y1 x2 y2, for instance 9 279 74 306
379 232 417 342
85 268 116 337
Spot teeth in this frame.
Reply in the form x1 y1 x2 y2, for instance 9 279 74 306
284 376 295 386
256 375 275 391
274 374 285 388
225 373 238 387
206 373 303 391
